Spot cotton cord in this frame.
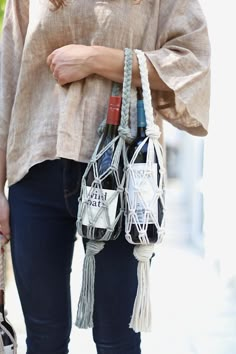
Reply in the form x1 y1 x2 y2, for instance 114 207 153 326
129 244 154 332
130 88 138 139
75 241 105 328
118 48 133 142
124 50 166 332
0 238 4 291
76 48 134 329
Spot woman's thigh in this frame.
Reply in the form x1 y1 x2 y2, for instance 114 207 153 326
91 233 141 354
8 160 78 354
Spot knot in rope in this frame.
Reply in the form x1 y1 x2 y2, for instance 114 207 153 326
110 165 116 173
126 164 132 172
93 177 100 184
118 125 132 141
86 240 105 257
156 188 163 197
90 158 96 165
117 186 124 193
159 167 166 175
129 208 136 215
145 124 161 140
133 244 155 262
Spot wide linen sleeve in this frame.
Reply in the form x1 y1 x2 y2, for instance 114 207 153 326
145 0 211 136
0 0 29 150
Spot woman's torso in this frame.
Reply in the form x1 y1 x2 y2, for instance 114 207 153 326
6 0 161 185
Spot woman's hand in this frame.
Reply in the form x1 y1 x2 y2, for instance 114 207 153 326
0 192 11 247
47 44 96 85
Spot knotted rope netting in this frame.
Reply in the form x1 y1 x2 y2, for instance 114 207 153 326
76 48 134 329
124 49 166 332
76 48 166 333
0 236 17 354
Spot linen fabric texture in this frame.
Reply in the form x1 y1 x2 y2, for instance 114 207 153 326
0 0 211 186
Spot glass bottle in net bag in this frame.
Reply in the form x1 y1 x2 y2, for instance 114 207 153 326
127 95 163 243
82 96 123 240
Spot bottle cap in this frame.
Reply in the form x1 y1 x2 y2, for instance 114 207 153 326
106 96 122 125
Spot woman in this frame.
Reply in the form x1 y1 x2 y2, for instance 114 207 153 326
0 0 210 353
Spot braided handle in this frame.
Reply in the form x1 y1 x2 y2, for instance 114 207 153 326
97 49 133 139
134 49 161 140
118 48 133 141
0 235 5 291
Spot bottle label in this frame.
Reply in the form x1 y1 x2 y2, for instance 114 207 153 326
128 163 158 224
82 187 118 228
4 345 14 354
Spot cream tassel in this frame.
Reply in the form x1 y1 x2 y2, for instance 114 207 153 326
129 243 154 332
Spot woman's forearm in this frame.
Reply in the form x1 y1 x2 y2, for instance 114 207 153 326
48 44 172 90
0 149 7 192
91 46 171 92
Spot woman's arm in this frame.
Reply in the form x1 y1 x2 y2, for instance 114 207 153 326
0 149 10 244
0 150 6 193
0 0 29 152
0 0 29 242
91 46 171 91
47 44 172 91
47 0 210 137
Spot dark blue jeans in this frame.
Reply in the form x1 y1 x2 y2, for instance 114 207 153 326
9 159 141 354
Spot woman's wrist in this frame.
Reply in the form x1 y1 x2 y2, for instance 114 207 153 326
89 45 171 91
90 45 125 84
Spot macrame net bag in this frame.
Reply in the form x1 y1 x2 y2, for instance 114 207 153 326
125 49 166 333
76 48 134 329
0 235 17 354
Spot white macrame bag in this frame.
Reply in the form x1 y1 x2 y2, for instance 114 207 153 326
76 48 134 329
0 236 17 354
124 49 166 333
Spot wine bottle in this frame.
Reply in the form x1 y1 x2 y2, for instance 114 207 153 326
82 96 123 240
127 97 163 243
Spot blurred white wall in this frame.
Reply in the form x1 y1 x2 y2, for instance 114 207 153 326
201 0 236 285
165 0 236 282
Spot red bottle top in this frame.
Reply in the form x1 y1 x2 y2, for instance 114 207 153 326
106 96 122 126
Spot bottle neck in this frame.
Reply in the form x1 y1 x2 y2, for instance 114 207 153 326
137 126 146 138
103 96 122 140
137 99 146 138
103 124 119 140
106 96 122 126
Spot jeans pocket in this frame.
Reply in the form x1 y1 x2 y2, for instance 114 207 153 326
63 159 87 218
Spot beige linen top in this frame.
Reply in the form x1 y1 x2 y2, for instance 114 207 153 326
0 0 210 186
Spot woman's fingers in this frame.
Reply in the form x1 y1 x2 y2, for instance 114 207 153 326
0 232 10 252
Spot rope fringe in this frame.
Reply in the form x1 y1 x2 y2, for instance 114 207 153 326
75 241 105 329
129 244 154 332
